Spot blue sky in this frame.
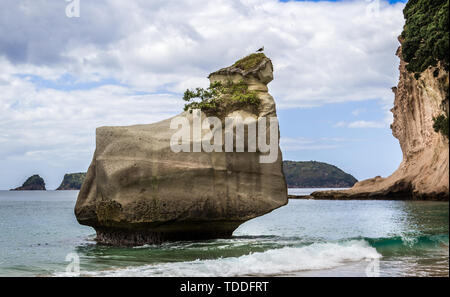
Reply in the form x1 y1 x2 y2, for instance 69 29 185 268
279 101 402 179
0 0 407 189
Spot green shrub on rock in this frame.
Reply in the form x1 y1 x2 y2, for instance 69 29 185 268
401 0 449 76
433 114 449 138
183 80 260 115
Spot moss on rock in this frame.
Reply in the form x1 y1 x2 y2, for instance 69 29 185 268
232 53 267 71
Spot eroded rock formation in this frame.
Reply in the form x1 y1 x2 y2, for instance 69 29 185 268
311 42 449 201
75 54 288 245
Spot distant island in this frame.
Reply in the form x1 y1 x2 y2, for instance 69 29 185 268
10 175 46 191
283 161 357 188
9 173 87 191
9 162 356 191
56 173 86 190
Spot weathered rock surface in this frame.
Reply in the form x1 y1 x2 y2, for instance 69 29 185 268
312 42 449 201
11 175 46 191
75 55 287 245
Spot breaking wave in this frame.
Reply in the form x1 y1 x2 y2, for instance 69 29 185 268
77 240 381 277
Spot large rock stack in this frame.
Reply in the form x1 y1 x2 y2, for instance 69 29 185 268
75 54 288 245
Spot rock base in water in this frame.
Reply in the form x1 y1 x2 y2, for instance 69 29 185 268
311 180 449 201
94 222 242 246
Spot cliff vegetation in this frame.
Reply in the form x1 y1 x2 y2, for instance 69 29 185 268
11 175 46 191
401 0 449 75
182 53 270 115
183 79 259 114
402 0 449 138
283 161 357 188
56 173 86 190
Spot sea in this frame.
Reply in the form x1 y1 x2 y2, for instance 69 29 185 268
0 189 448 277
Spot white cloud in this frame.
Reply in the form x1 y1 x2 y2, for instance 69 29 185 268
335 102 394 129
352 108 367 116
347 120 386 128
334 121 347 128
281 137 341 151
280 137 363 151
1 0 405 101
0 57 182 162
0 0 405 188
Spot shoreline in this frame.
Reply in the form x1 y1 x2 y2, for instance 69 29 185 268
288 194 450 201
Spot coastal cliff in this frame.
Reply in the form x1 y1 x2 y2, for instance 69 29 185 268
312 44 449 200
10 175 46 191
56 173 86 190
75 54 287 245
312 0 449 201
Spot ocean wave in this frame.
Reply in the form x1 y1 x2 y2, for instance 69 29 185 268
76 240 381 277
361 234 449 251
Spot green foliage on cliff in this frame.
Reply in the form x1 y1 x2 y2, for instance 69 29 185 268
11 174 46 190
283 161 358 188
433 114 449 138
401 0 449 75
56 173 86 190
23 175 46 188
232 53 266 71
183 80 259 113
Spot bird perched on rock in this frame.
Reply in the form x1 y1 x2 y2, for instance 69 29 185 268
256 46 264 52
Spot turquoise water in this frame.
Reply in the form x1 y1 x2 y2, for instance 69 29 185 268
0 190 448 277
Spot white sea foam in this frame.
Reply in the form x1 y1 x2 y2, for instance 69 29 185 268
74 240 381 277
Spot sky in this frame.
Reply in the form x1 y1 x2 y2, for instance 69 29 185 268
0 0 408 189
